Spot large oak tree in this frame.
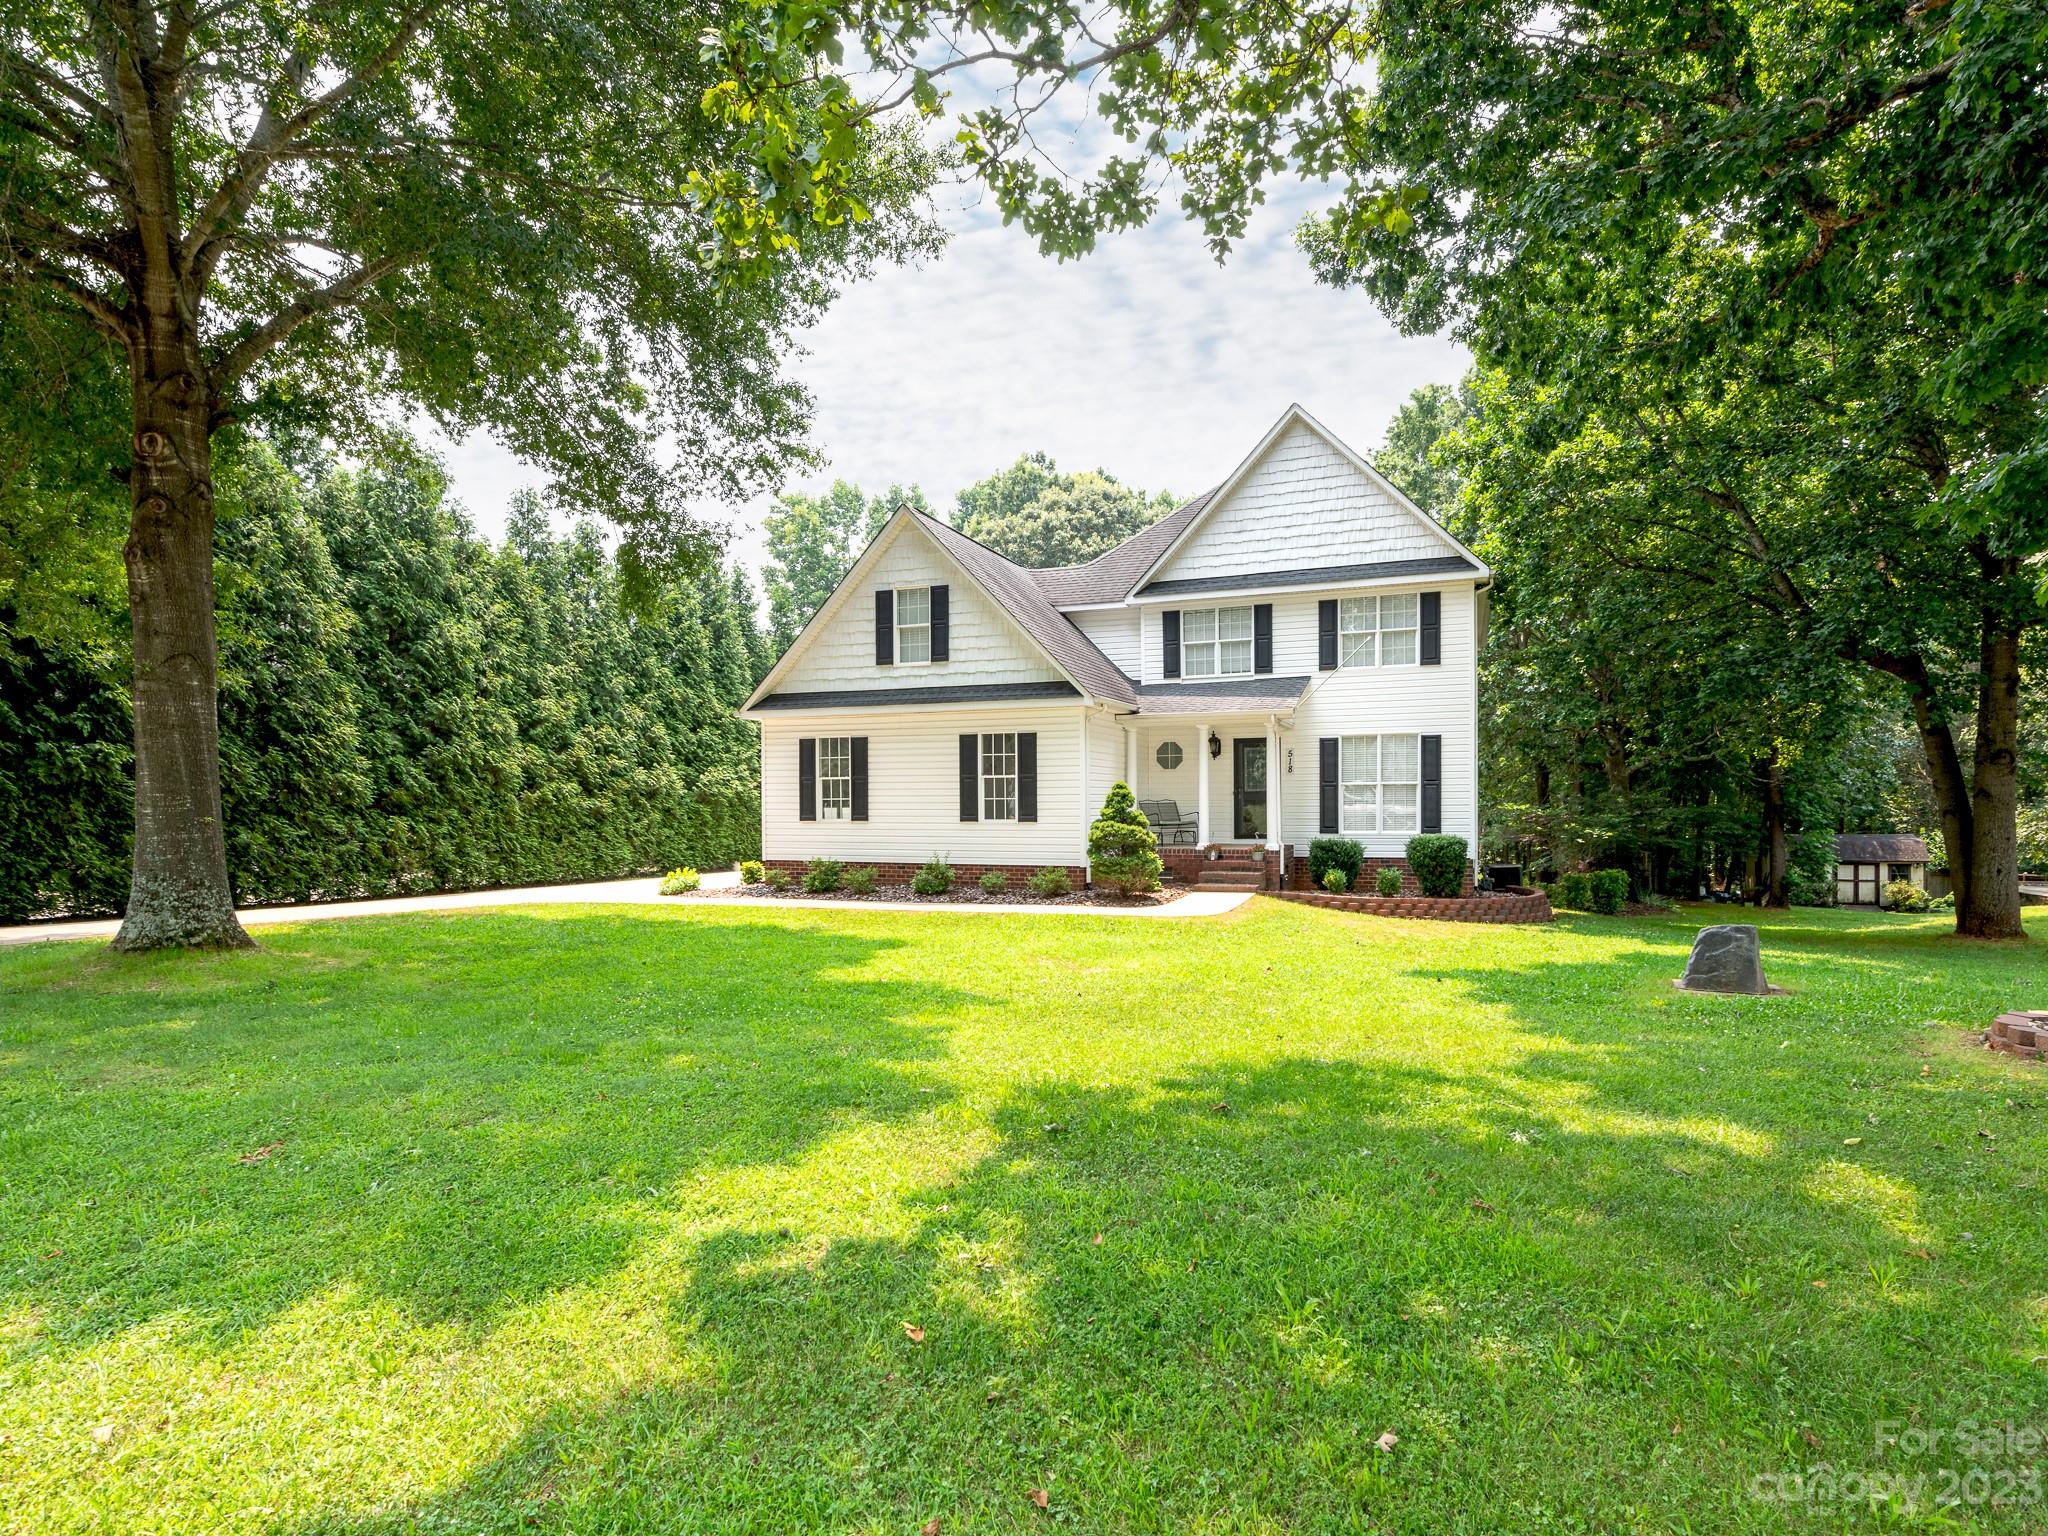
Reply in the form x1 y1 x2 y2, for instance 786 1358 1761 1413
1 1 934 948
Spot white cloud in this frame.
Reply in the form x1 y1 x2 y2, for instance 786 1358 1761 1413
431 170 1465 582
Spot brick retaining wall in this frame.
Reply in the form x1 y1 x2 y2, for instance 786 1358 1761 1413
1286 855 1477 897
1273 886 1553 923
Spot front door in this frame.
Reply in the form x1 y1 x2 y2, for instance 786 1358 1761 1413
1232 738 1267 840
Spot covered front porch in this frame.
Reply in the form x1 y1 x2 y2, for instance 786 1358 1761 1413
1112 679 1306 884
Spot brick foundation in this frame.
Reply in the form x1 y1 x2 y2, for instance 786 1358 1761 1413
763 858 1088 890
1986 1011 2048 1061
1273 886 1553 923
1286 855 1477 897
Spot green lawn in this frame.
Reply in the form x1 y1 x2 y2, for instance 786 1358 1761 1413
3 900 2045 1534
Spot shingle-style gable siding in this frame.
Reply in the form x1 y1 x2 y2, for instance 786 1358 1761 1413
1151 420 1462 586
775 521 1065 694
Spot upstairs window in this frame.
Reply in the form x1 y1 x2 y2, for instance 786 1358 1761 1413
817 737 853 820
1338 593 1421 667
1182 605 1254 678
981 732 1018 821
896 585 931 664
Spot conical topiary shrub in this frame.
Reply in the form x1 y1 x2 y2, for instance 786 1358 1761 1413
1089 780 1164 896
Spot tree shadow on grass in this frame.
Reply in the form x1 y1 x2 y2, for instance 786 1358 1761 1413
278 1043 2048 1535
0 908 982 1353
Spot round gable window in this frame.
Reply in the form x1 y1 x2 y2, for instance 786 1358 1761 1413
1155 741 1184 771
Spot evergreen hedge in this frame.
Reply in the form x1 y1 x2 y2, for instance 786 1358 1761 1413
0 444 769 921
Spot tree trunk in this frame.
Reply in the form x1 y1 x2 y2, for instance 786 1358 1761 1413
112 327 250 950
1959 607 2024 940
1759 751 1789 907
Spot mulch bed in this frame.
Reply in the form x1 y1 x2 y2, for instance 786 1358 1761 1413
677 882 1184 908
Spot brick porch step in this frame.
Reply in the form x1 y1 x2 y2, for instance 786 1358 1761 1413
1193 869 1265 889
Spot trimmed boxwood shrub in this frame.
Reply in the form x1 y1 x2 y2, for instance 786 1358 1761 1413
1029 866 1072 897
911 858 953 897
1589 868 1628 914
803 858 844 894
738 859 765 885
1321 866 1350 894
1375 865 1403 897
1404 834 1467 898
1552 871 1592 910
1308 837 1363 891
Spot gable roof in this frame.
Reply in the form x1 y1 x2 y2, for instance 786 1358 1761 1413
1126 403 1489 596
913 512 1137 703
741 505 1139 713
1835 833 1930 864
1028 487 1219 607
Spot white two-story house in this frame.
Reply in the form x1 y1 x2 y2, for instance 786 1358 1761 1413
740 405 1490 890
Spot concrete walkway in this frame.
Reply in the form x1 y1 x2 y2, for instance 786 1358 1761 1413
0 874 1252 946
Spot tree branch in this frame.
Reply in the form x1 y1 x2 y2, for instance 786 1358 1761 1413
185 0 447 287
210 250 417 384
1 251 133 344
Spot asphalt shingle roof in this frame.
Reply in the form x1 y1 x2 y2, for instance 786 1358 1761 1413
1834 833 1930 864
1027 487 1219 607
1130 676 1311 715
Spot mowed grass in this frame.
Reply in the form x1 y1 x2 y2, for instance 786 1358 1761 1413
2 901 2046 1534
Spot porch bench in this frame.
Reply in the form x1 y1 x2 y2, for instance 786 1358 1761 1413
1139 798 1199 846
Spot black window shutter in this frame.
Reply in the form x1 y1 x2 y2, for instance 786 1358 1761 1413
1253 603 1273 674
1017 732 1037 822
958 733 978 821
850 736 868 822
1319 737 1339 834
1162 610 1181 678
799 737 817 822
875 589 894 665
1318 599 1338 671
1419 591 1441 666
929 584 949 661
1421 734 1442 832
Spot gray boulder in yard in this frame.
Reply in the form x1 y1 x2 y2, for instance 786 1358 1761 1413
1680 924 1769 995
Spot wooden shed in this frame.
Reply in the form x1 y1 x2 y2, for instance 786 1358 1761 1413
1833 833 1930 907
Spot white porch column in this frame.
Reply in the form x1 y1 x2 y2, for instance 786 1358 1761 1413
1078 711 1091 866
1195 720 1211 848
1125 723 1138 789
1265 716 1281 851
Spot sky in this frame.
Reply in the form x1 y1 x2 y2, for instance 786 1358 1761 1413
425 150 1466 583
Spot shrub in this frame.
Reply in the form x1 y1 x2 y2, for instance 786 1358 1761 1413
979 869 1009 895
1308 837 1363 891
1321 866 1350 894
1375 865 1403 897
763 867 793 892
1552 870 1592 911
1588 868 1628 915
803 858 844 894
1884 879 1929 913
659 867 699 895
844 865 879 895
1089 781 1163 896
911 858 953 897
1404 834 1468 899
1028 866 1072 897
738 859 765 885
1928 890 1955 912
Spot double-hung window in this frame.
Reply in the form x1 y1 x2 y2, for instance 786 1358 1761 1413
1339 733 1421 834
1182 605 1254 678
1337 594 1420 667
981 732 1018 821
818 737 853 820
896 586 931 664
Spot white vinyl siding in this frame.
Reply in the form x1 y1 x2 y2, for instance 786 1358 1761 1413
895 585 930 664
819 736 853 820
760 704 1088 866
775 522 1062 692
1068 607 1141 678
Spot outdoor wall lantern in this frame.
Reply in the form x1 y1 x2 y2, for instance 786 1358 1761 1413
1208 730 1222 759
